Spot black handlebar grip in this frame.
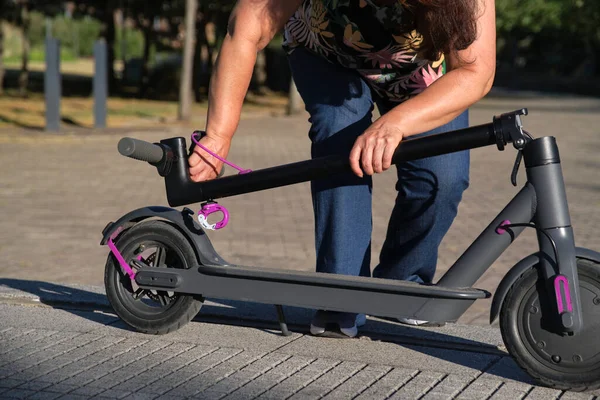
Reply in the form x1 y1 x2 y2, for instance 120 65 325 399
118 137 164 164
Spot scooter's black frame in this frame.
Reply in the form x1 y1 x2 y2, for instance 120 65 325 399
101 109 600 336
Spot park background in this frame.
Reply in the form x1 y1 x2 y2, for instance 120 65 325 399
0 0 599 129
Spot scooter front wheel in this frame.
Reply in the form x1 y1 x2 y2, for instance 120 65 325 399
104 220 203 334
500 257 600 391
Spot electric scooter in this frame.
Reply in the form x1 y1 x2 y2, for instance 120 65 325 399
101 109 600 391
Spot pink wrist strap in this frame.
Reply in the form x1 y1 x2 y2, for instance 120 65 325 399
191 131 252 175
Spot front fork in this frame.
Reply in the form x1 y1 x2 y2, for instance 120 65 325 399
525 137 583 334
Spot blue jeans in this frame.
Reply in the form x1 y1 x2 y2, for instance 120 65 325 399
288 48 470 285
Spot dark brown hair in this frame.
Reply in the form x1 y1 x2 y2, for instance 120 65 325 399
402 0 480 61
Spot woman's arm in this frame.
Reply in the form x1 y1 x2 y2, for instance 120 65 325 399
349 0 496 177
189 0 302 182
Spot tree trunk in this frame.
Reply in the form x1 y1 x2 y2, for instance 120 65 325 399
103 1 117 94
97 1 117 94
287 77 304 116
193 16 207 102
19 3 30 97
0 20 5 95
119 0 126 65
178 0 198 121
139 9 155 97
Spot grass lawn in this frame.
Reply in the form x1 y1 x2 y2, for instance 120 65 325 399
0 90 289 131
3 58 111 77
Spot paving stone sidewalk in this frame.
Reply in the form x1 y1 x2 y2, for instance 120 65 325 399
0 93 599 327
0 298 599 400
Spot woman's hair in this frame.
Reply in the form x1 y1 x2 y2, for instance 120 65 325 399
402 0 480 61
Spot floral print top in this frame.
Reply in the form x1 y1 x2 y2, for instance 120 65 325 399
283 0 446 103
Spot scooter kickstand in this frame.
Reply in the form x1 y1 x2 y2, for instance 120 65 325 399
275 305 291 336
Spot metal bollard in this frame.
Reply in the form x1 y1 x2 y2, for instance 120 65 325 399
44 38 61 132
94 40 108 129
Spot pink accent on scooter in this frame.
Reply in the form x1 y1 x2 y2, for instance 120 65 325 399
554 274 573 314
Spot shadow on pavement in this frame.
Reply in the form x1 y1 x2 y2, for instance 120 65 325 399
0 278 536 385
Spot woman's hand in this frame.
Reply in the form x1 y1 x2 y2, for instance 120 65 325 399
349 114 405 178
188 134 232 182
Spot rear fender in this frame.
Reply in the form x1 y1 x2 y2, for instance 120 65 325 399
101 206 228 266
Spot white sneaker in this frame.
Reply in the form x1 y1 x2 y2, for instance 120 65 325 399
309 311 359 338
309 323 358 338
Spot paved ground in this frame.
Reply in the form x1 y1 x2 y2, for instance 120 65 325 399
0 284 598 399
1 93 600 326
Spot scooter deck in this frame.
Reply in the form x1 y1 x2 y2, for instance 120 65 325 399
135 264 490 322
197 265 488 299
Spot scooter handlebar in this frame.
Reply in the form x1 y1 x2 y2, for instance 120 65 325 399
118 137 164 164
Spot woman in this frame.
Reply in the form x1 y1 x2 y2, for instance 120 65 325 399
189 0 496 338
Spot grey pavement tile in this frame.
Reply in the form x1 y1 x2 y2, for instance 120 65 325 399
322 364 392 399
16 380 53 391
27 335 123 382
56 337 149 386
194 352 291 398
277 335 497 376
0 331 82 368
478 357 538 386
119 393 156 400
0 378 26 389
68 386 108 397
255 358 340 400
0 305 118 333
0 332 103 380
94 389 132 399
421 374 475 399
138 347 242 395
22 392 63 400
558 392 598 400
34 337 142 384
152 395 186 400
52 394 90 400
98 318 303 353
0 388 37 399
488 381 534 399
60 339 171 387
0 328 33 342
455 377 502 400
43 382 80 394
288 361 366 399
86 341 196 389
523 386 563 399
165 349 266 398
387 371 446 399
353 367 418 400
0 329 56 355
222 355 315 400
107 344 218 393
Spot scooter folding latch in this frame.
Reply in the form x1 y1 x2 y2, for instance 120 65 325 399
554 274 575 331
197 202 230 231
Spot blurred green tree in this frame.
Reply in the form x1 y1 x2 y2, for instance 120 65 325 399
495 0 599 76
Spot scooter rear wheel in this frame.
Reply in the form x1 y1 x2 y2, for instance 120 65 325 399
104 220 203 334
500 258 600 391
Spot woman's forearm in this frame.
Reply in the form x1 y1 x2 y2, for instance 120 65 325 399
205 34 258 142
384 0 496 137
383 66 494 137
203 0 303 143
